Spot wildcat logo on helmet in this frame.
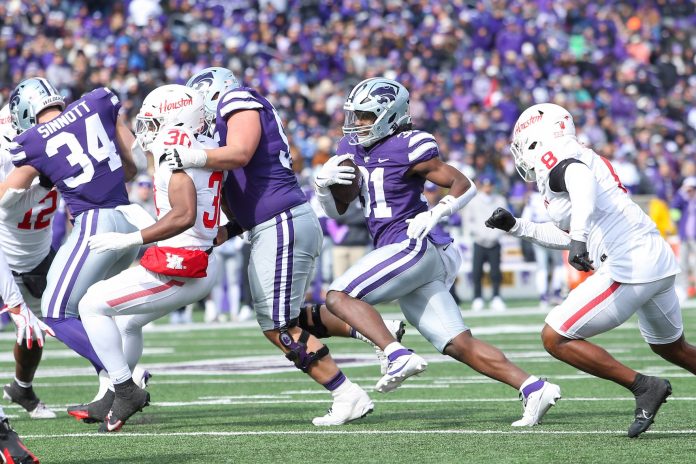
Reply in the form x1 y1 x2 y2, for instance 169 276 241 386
370 84 399 105
159 97 193 113
514 111 544 136
188 72 215 91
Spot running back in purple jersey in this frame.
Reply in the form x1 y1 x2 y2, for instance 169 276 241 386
213 86 306 229
336 130 452 248
10 87 129 216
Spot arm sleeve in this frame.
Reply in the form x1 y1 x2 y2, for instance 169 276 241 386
509 217 571 250
313 184 349 219
0 248 24 308
564 162 596 242
0 184 50 221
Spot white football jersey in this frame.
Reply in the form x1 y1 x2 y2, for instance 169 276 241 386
0 145 56 273
540 140 679 283
150 126 221 249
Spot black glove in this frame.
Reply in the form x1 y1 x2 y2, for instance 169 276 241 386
485 207 516 232
569 239 594 272
38 174 54 189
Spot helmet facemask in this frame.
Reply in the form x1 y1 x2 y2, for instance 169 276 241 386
135 116 161 152
510 137 537 182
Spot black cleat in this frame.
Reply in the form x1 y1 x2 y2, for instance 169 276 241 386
0 418 39 463
67 390 115 424
628 377 672 438
3 382 55 420
99 385 150 433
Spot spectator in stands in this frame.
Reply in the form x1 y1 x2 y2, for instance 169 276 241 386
671 176 696 298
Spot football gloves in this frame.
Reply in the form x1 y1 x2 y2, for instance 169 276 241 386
485 207 517 232
1 303 55 349
89 232 144 253
164 146 208 170
569 239 594 272
406 202 450 241
314 154 355 189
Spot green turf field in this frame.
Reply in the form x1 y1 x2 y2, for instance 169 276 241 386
3 302 695 463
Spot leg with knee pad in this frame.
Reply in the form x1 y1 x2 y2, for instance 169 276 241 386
297 303 329 338
279 329 329 372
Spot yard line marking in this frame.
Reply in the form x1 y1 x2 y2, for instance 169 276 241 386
21 429 696 439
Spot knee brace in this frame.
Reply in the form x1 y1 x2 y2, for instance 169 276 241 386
297 303 329 338
279 329 329 373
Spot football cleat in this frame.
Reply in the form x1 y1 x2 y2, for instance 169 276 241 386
0 418 39 464
628 377 672 438
375 351 427 393
511 380 561 426
312 384 374 426
67 390 115 424
375 320 406 375
99 385 150 433
3 383 56 420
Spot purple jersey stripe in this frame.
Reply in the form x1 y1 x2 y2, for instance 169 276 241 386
47 210 90 316
58 209 100 317
284 210 295 325
272 214 284 329
355 240 427 300
342 241 416 295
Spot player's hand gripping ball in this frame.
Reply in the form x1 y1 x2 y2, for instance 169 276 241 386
330 157 361 204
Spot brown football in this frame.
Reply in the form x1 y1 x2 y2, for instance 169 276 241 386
329 158 361 204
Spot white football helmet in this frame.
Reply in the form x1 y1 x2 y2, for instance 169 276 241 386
135 84 205 151
510 103 576 182
9 77 65 134
186 67 240 136
343 77 411 147
0 105 15 148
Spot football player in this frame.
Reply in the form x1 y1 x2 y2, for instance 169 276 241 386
314 78 561 426
485 103 696 437
0 246 46 463
71 84 221 432
1 78 144 411
0 105 57 419
166 67 373 426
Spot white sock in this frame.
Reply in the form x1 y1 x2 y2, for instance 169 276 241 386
383 342 407 358
332 378 354 398
14 377 31 389
519 375 540 393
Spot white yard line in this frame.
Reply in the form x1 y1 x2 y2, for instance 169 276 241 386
21 429 696 439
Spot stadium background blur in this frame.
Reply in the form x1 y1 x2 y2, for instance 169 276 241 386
2 0 696 309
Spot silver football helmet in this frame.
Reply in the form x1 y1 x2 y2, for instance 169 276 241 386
343 77 411 147
9 77 65 134
186 67 240 136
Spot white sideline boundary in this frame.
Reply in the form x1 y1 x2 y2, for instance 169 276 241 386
21 429 696 439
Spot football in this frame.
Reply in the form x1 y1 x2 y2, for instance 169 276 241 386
329 158 362 204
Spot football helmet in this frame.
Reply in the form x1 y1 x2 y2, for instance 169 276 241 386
9 77 65 134
343 77 411 147
0 105 15 148
186 67 240 136
135 84 205 152
510 103 576 182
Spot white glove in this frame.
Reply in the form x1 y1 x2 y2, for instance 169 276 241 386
1 303 55 349
88 231 143 253
406 203 449 240
164 146 207 170
314 154 356 189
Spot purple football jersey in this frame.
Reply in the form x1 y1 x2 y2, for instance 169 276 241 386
11 88 129 216
336 130 452 248
214 86 306 229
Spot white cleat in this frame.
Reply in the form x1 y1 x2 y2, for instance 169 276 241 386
375 320 407 375
312 384 374 426
375 352 428 393
511 381 561 426
29 402 57 419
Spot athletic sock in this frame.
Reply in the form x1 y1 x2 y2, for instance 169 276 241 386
14 378 32 389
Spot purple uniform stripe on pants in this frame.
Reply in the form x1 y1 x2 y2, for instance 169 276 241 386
342 240 418 295
48 210 90 315
355 240 427 300
284 210 294 324
272 215 284 329
58 209 99 318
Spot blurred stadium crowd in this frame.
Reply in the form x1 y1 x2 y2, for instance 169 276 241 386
2 0 696 312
